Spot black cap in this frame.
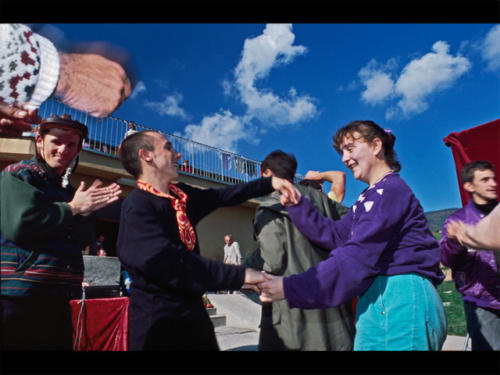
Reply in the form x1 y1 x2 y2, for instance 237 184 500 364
39 114 88 139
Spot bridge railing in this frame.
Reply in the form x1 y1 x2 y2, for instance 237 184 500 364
39 100 269 184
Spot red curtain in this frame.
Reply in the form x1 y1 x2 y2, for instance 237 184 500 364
443 118 500 207
71 297 129 351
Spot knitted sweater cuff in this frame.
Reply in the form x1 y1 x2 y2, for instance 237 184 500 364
26 33 60 110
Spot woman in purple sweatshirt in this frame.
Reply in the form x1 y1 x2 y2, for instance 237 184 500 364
259 120 447 350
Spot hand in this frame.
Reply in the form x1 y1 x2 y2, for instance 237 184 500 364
446 220 470 245
242 268 266 293
258 272 285 303
55 51 133 117
271 176 301 206
68 179 122 216
0 101 41 138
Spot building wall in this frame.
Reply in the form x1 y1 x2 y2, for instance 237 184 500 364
197 205 258 263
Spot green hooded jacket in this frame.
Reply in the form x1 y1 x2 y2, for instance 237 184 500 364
246 184 354 350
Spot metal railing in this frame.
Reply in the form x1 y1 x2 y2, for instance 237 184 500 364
38 100 264 185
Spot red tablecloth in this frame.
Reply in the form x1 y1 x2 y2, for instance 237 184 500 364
70 297 129 351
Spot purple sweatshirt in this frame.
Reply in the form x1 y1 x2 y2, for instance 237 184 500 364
283 173 444 309
440 201 500 310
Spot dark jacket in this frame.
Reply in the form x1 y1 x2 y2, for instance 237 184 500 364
117 177 274 350
247 185 354 350
0 158 95 299
440 201 500 310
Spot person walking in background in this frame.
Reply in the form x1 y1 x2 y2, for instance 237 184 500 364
247 150 354 351
258 120 447 351
441 160 500 350
116 130 297 350
0 114 121 350
223 234 242 266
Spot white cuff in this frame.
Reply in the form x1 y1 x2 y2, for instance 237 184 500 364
25 32 60 110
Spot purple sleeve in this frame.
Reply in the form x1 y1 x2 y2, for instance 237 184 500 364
286 196 352 250
283 184 412 308
440 215 470 271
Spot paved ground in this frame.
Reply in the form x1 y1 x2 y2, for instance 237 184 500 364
215 328 469 351
214 326 259 351
442 334 470 351
209 292 471 351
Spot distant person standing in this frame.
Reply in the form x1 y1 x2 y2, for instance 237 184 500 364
223 235 242 266
441 160 500 350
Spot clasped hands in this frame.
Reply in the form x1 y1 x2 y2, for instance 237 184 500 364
243 268 285 303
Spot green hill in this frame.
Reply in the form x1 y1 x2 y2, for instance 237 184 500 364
424 208 460 233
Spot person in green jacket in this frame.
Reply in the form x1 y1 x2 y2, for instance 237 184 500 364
245 150 355 350
0 114 122 350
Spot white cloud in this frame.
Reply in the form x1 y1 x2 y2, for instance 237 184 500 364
393 41 471 117
358 41 471 119
337 80 360 92
177 24 316 152
481 24 500 71
233 23 317 126
359 59 395 104
145 93 189 120
181 110 253 152
130 81 146 99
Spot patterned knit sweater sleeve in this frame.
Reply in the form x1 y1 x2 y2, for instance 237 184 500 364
0 24 60 110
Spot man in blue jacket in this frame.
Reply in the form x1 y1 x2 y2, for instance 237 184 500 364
441 160 500 350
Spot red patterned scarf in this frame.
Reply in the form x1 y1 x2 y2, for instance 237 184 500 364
137 180 197 251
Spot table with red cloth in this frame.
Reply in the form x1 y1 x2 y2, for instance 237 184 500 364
70 297 129 351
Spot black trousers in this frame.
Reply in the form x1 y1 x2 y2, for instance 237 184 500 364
0 296 73 350
464 300 500 351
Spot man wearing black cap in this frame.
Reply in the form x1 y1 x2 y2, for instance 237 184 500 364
0 114 122 350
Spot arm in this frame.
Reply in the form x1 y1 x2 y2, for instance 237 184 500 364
187 176 297 224
447 205 500 251
0 172 80 246
0 101 41 138
304 170 346 203
282 185 412 308
439 215 471 270
0 172 120 246
286 196 352 251
0 24 132 118
54 51 132 117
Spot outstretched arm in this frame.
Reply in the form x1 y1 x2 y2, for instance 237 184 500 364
304 170 346 203
0 24 133 118
446 205 500 251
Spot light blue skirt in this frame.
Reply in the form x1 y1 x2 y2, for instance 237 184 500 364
354 273 447 351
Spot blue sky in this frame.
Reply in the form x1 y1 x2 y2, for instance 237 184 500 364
34 23 500 212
